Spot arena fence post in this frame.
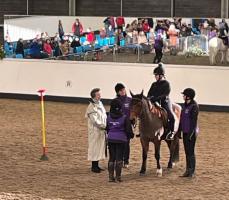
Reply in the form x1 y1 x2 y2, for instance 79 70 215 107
38 89 48 161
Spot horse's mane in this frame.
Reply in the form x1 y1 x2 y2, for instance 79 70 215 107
133 94 151 110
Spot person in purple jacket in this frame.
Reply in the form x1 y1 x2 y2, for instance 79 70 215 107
107 99 134 182
114 83 132 168
179 88 199 178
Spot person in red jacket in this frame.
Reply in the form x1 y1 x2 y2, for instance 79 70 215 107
143 19 150 35
72 18 83 37
43 39 53 56
116 16 125 31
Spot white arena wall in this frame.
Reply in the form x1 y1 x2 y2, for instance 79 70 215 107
0 59 229 111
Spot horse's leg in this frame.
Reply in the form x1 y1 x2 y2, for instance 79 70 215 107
154 140 162 176
221 51 225 64
173 139 180 162
140 138 149 175
167 136 179 169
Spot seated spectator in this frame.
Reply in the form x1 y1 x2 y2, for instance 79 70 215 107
138 31 147 45
60 37 69 56
116 28 124 47
131 19 138 31
143 19 150 34
148 28 155 52
186 24 193 36
15 38 24 57
72 18 83 37
43 39 53 56
29 39 42 58
100 28 107 39
132 30 139 44
107 25 115 37
86 28 95 44
53 37 62 57
71 37 81 49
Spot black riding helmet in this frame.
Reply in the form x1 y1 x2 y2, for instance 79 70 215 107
153 63 165 75
182 88 196 99
115 83 125 94
110 98 122 114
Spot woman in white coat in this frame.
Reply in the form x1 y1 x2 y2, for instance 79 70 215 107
85 88 107 173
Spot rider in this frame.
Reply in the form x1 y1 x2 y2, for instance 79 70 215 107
147 63 175 140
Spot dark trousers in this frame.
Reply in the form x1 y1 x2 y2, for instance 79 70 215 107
153 49 163 63
161 98 175 132
183 132 196 175
108 142 125 162
123 140 130 164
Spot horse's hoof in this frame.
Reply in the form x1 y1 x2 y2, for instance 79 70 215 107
139 171 146 176
156 168 163 177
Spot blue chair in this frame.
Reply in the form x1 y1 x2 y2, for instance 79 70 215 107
24 49 30 57
120 39 125 47
95 34 101 40
109 36 115 46
16 54 23 58
75 46 84 55
98 38 104 47
83 45 92 52
103 38 109 46
94 43 101 50
80 36 87 44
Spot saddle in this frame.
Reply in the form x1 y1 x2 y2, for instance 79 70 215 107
150 102 168 128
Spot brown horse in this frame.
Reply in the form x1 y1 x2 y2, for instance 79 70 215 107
130 91 180 176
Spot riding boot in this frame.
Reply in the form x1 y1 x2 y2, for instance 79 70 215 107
181 156 190 177
91 161 101 173
188 155 196 177
108 162 115 182
115 161 123 182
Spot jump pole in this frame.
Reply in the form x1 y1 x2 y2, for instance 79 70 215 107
38 89 48 161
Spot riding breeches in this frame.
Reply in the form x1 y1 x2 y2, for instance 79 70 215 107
161 98 175 132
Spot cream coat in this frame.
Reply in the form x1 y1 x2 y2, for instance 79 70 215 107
85 100 107 161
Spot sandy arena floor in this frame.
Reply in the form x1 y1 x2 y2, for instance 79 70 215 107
0 99 229 200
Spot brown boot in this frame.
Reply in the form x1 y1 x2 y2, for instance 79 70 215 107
115 161 123 182
108 162 115 182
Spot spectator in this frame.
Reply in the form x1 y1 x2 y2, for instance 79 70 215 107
43 39 53 56
71 37 81 49
72 18 83 37
107 25 115 37
153 35 164 63
86 28 95 44
116 16 125 31
59 37 69 56
100 28 107 39
15 38 24 57
138 31 147 45
143 19 150 35
58 20 64 40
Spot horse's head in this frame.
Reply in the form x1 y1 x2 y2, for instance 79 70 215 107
129 90 144 123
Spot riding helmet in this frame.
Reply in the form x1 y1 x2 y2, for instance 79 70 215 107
153 63 165 75
110 98 122 114
115 83 125 94
181 88 196 99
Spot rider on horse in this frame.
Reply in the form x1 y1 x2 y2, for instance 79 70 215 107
147 63 175 140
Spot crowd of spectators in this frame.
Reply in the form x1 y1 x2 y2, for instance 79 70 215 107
4 17 229 61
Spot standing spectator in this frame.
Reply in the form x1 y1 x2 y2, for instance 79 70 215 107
43 39 53 57
109 16 115 30
58 20 64 40
167 24 178 49
116 28 124 48
116 16 125 31
114 83 133 168
153 35 164 63
15 38 24 57
143 19 150 35
85 88 107 173
107 99 134 182
179 88 199 178
72 18 83 37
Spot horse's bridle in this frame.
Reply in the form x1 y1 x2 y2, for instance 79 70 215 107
130 97 144 121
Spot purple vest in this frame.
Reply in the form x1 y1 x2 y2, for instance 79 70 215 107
180 104 195 133
117 96 131 118
107 115 127 142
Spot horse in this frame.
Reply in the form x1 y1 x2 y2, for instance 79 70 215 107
209 37 229 65
130 91 180 177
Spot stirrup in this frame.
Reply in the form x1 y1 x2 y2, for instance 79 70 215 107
166 132 175 140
